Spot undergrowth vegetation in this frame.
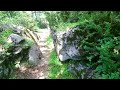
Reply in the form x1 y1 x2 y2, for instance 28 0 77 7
48 50 76 79
46 33 76 79
0 29 34 78
45 11 120 79
1 11 120 79
46 35 53 45
0 11 39 79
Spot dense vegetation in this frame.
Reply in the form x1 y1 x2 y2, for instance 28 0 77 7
0 11 42 78
0 11 120 79
45 11 120 79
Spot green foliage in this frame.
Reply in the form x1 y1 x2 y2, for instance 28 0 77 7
56 22 79 31
0 29 34 78
23 39 34 48
45 12 80 31
0 40 33 79
45 11 60 28
0 29 14 63
0 11 38 31
48 50 76 79
46 35 53 45
46 11 120 79
12 12 37 30
37 21 47 29
0 29 13 45
79 12 120 79
47 35 76 79
1 11 120 79
0 11 42 79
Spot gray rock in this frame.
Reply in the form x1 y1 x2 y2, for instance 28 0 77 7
68 64 94 79
0 24 10 32
28 44 42 66
12 25 23 34
51 26 85 61
8 34 24 44
0 24 23 34
7 34 24 55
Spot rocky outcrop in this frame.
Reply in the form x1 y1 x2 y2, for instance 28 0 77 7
68 63 94 79
51 25 87 61
28 44 42 66
6 26 43 64
0 24 43 78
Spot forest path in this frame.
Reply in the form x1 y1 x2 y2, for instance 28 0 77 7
16 28 53 79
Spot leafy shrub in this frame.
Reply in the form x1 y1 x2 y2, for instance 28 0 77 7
0 28 34 78
79 12 120 79
46 11 120 79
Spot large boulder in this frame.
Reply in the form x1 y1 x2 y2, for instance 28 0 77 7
7 34 24 44
28 44 42 66
51 26 87 61
7 34 25 54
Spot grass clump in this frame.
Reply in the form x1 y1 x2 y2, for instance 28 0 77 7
48 50 76 79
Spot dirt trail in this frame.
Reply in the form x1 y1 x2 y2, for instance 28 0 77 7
16 29 53 79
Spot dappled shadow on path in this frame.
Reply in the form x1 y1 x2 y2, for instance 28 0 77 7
16 29 54 79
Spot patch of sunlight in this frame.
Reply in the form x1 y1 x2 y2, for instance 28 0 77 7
114 49 119 54
15 61 20 68
7 37 13 43
0 45 5 52
54 57 62 66
56 67 65 78
19 66 27 73
46 35 53 45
